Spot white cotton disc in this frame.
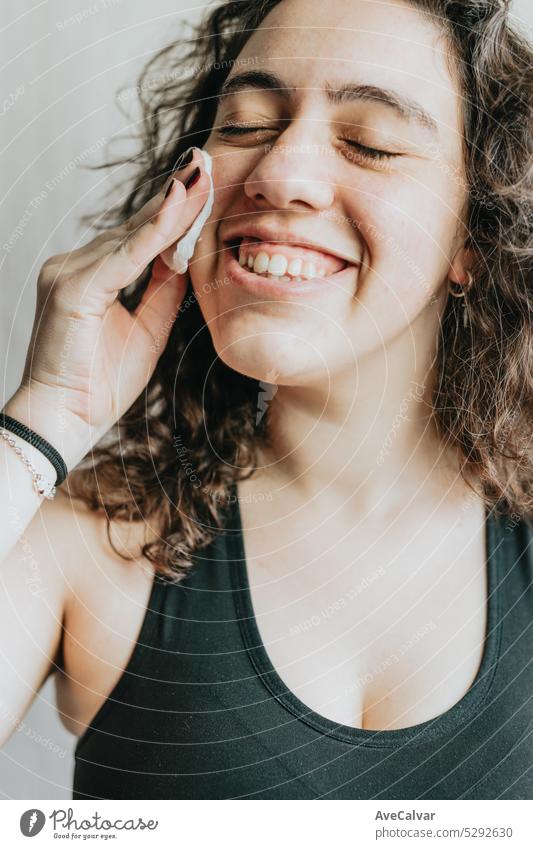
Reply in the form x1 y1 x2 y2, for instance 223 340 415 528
166 148 214 274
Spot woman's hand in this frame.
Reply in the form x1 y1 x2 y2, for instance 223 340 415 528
8 152 209 468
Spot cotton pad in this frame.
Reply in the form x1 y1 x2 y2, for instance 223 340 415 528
166 148 214 274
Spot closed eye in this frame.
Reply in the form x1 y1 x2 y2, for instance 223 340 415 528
341 139 399 161
216 123 400 162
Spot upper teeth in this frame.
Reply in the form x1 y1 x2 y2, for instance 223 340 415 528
238 248 329 282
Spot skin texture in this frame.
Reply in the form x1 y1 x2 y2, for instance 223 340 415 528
187 0 475 515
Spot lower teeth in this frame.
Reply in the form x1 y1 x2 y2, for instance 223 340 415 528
259 273 304 283
246 268 318 283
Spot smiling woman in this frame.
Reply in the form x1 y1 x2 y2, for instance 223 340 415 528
71 0 532 577
2 0 532 802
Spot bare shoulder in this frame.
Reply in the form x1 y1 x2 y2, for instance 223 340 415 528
38 486 157 605
0 482 157 745
36 488 160 735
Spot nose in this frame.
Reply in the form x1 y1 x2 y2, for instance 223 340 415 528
243 121 336 212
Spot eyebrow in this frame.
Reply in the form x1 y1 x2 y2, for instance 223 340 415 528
218 70 439 136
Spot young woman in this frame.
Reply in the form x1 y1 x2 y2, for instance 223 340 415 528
1 0 532 800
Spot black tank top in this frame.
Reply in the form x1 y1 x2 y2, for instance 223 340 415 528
73 490 533 799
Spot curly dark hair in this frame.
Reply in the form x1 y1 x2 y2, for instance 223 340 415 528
68 0 533 581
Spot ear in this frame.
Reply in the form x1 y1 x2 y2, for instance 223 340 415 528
448 245 476 286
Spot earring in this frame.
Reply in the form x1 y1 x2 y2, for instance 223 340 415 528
448 270 472 330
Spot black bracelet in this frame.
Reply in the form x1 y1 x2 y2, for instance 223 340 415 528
0 413 68 486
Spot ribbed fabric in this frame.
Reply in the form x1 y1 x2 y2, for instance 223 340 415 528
73 493 533 799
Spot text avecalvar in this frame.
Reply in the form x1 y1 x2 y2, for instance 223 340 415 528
375 811 436 821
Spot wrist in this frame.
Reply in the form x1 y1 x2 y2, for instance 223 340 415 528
2 387 96 473
0 429 57 498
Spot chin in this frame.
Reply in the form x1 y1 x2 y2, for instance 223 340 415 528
211 327 328 385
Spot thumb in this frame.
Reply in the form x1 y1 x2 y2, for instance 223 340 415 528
132 254 189 350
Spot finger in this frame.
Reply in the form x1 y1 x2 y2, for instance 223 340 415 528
123 147 204 234
85 167 210 296
44 184 176 276
43 164 192 276
132 255 189 350
43 232 121 277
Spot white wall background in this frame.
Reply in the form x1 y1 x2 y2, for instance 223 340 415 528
1 0 532 800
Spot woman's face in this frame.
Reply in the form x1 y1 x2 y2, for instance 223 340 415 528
192 0 468 385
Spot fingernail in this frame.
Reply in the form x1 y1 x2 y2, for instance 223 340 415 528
164 178 176 199
174 147 194 170
184 167 201 190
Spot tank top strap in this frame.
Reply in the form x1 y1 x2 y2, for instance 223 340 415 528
144 493 242 650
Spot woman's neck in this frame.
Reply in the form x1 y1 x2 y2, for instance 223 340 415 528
257 341 468 520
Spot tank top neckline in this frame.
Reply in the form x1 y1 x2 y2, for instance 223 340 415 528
226 484 504 747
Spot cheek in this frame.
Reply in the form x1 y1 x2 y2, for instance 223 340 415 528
347 178 458 310
189 174 242 278
203 140 246 210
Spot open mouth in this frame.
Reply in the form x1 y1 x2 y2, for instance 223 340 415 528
224 236 352 283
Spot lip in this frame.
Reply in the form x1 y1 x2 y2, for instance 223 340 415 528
222 243 359 299
222 224 359 267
